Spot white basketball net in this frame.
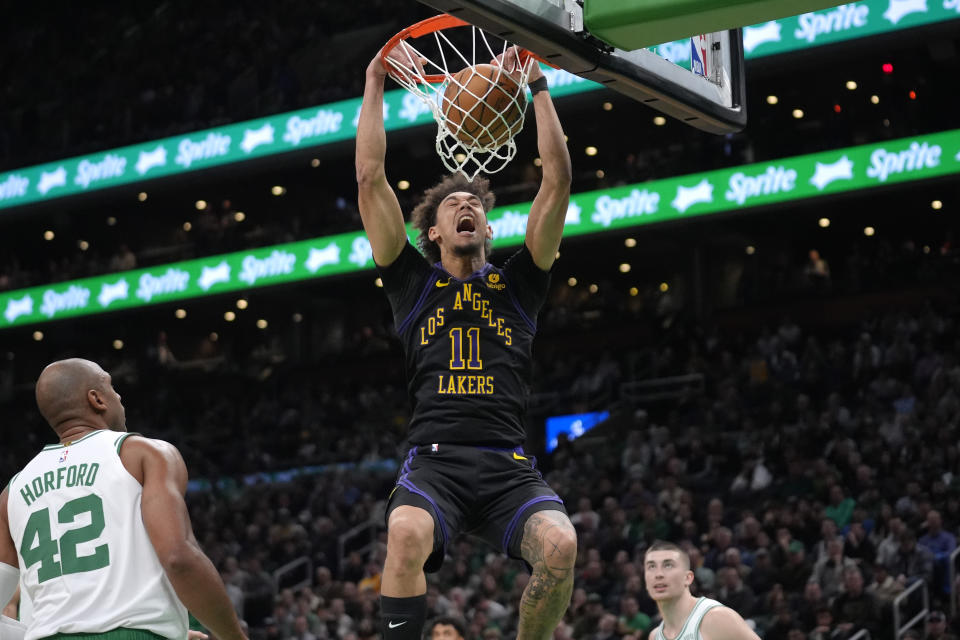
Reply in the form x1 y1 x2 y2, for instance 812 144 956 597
383 23 535 181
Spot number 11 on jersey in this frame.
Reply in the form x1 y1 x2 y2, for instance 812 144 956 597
449 327 482 370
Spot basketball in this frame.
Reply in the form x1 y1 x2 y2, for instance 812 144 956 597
441 63 527 149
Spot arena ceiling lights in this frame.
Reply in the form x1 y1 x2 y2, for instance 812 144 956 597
1 127 959 329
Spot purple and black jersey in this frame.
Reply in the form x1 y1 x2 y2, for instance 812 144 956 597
379 242 550 447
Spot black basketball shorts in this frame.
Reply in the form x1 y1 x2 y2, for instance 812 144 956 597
385 443 566 573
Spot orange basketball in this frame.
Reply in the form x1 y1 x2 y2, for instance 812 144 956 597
441 64 526 149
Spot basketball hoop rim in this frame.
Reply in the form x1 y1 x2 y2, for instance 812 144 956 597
381 13 553 85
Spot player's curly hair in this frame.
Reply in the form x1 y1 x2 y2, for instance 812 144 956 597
410 173 496 264
428 616 467 639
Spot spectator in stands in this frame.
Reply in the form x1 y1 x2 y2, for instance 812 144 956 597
658 474 687 515
809 538 857 600
705 527 735 571
723 547 750 581
919 509 957 594
427 616 467 640
852 333 882 382
341 551 366 584
579 559 611 596
571 497 602 532
795 581 827 630
705 498 730 531
729 455 774 495
222 570 246 620
291 614 318 640
735 515 764 553
572 593 605 639
808 607 839 640
592 613 620 640
716 566 757 618
813 518 840 562
919 510 957 559
804 249 831 292
825 485 856 529
888 531 935 587
630 502 671 544
778 459 815 500
765 605 800 640
616 595 651 638
831 567 880 640
925 611 958 640
328 597 355 638
243 556 277 626
781 541 813 592
843 519 876 566
877 517 907 569
748 547 777 596
865 563 904 606
552 621 576 640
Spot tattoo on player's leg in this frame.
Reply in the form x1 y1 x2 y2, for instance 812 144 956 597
517 511 577 640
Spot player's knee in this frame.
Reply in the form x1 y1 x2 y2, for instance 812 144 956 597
386 508 435 566
524 512 578 570
551 525 578 567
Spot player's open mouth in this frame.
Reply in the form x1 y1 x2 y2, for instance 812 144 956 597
456 216 476 235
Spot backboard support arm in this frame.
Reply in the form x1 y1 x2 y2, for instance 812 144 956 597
416 0 748 133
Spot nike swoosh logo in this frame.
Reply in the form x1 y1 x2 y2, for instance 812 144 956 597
513 451 528 461
435 278 450 287
388 621 407 629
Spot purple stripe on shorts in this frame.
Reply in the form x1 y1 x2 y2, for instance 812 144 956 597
402 446 416 475
502 495 564 553
398 477 450 553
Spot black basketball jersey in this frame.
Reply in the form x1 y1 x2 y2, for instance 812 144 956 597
379 242 550 447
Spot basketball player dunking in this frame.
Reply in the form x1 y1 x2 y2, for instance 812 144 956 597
645 541 761 640
356 44 576 640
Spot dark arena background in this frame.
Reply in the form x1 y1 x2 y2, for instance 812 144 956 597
1 1 959 639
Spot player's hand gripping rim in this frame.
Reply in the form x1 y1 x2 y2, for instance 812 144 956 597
490 46 544 86
375 40 429 82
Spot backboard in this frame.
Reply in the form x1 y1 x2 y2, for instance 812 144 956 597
414 0 748 134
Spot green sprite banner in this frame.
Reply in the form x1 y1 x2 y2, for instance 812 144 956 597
740 0 960 57
0 231 373 327
0 0 957 212
651 0 960 65
3 127 959 329
0 73 588 213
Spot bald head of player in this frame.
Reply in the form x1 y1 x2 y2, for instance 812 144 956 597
35 358 127 436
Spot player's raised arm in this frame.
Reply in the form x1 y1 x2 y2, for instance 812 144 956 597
701 605 762 640
122 438 246 640
522 58 572 271
355 50 412 267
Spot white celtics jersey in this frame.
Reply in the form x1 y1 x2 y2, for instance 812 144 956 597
6 430 187 640
654 597 724 640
